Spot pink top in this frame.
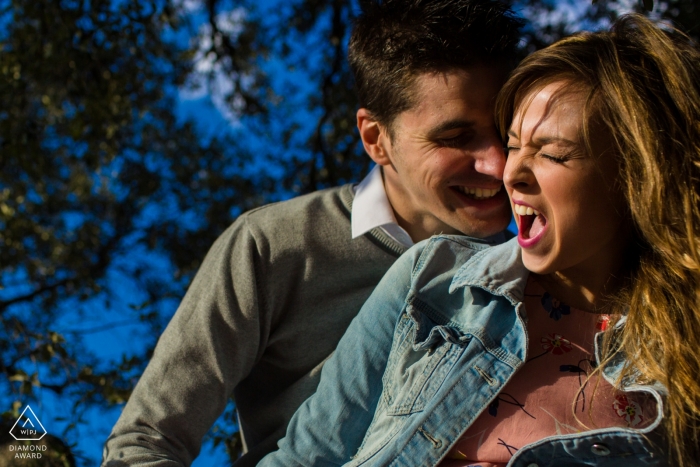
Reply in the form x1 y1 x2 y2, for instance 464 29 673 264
439 277 655 467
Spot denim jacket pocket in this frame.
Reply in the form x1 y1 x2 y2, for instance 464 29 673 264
382 304 470 416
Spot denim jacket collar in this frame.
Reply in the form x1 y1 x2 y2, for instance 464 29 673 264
450 238 529 305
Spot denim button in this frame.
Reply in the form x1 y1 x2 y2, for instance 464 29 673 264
526 463 539 467
591 443 611 456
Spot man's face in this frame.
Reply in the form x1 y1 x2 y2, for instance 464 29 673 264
377 66 511 241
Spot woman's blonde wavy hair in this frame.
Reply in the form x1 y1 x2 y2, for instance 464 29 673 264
496 14 700 466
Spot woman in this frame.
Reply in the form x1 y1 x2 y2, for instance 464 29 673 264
260 14 700 467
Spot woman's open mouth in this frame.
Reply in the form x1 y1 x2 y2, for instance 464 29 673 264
514 203 548 247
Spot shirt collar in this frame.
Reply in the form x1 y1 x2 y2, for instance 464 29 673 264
352 165 414 247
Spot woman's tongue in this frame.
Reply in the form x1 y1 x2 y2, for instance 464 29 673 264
521 214 546 239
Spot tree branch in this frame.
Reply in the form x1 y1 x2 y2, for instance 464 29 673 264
307 0 349 191
64 319 144 335
0 278 73 314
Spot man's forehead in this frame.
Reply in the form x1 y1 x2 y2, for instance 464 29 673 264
411 64 506 93
392 66 502 131
405 66 504 112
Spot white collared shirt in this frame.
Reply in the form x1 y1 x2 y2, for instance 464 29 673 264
352 165 414 248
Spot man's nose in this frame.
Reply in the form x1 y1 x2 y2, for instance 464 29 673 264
473 133 507 179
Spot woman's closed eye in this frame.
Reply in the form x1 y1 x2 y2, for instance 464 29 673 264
506 145 575 164
540 153 570 163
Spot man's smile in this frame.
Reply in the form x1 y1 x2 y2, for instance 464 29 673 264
452 185 502 200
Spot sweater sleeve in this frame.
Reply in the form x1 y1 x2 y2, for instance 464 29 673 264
102 216 269 467
258 242 424 467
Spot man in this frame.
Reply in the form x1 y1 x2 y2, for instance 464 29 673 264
101 0 523 465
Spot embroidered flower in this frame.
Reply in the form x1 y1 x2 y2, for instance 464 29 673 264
596 314 611 331
613 395 644 426
540 333 572 355
541 292 571 320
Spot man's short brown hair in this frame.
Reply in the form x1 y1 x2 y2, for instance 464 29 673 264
349 0 523 134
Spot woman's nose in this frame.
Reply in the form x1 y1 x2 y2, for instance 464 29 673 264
503 151 533 190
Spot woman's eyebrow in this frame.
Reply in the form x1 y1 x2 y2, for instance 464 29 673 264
533 136 578 147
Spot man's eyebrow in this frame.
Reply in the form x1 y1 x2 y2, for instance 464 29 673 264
427 119 474 138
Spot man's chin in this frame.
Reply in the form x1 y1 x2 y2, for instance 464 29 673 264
450 212 512 239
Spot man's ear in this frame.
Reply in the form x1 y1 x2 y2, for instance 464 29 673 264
357 108 392 166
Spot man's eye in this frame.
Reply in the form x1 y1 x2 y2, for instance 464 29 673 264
438 133 472 148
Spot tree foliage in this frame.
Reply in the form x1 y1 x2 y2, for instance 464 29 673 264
0 0 268 461
1 0 698 464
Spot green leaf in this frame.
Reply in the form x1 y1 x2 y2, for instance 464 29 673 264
9 371 28 382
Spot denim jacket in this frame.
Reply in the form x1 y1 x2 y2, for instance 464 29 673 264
260 236 668 467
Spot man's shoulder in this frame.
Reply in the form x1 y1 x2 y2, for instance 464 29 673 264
241 184 353 225
217 184 355 252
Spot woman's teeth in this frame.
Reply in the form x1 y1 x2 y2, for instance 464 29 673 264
456 186 501 199
514 204 540 216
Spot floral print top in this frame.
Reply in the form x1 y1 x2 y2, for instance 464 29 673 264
439 276 656 467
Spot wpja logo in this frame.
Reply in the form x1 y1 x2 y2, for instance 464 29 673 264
7 405 48 460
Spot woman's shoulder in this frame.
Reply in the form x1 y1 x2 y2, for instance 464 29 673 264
409 235 522 288
399 236 525 324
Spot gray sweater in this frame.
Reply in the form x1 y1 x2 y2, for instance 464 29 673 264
102 184 407 466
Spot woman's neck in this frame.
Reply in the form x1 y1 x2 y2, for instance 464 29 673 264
532 273 604 312
532 256 627 313
531 221 635 312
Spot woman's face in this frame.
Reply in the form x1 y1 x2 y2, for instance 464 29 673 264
504 81 627 276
